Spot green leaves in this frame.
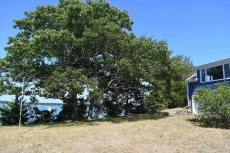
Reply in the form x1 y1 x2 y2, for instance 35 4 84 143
168 55 195 108
43 68 87 97
194 83 230 128
2 0 178 119
144 90 168 113
0 95 29 125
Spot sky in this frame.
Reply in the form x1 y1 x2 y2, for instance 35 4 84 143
0 0 229 67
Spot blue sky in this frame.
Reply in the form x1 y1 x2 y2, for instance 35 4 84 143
0 0 229 66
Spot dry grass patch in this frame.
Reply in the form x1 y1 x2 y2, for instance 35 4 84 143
1 114 230 153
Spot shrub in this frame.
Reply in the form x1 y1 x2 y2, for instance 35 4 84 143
0 95 57 125
194 83 230 128
28 106 57 124
0 95 29 125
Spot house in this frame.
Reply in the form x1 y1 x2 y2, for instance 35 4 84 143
185 58 230 114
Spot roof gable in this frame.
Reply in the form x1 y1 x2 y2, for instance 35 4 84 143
185 73 197 83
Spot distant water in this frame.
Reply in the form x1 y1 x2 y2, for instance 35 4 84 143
36 105 62 113
0 103 62 125
0 103 61 112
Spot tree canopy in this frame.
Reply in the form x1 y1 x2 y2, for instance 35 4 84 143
168 55 195 108
0 0 193 120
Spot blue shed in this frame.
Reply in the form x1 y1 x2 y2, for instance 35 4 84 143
186 58 230 114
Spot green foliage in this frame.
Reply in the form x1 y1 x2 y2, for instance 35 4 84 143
28 106 57 124
0 95 29 125
168 81 187 108
194 83 230 128
168 55 195 108
37 109 57 123
56 104 73 121
1 0 180 119
42 67 89 98
3 0 133 120
171 55 195 81
0 94 57 125
144 89 167 113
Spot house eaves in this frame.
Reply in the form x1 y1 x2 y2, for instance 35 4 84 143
195 58 230 70
185 73 197 83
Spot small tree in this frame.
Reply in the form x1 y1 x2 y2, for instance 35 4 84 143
144 88 167 113
168 55 195 108
194 83 230 128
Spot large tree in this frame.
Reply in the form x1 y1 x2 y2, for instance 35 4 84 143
2 0 133 120
2 0 172 120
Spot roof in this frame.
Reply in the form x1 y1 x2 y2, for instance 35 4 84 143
195 58 230 70
185 73 197 83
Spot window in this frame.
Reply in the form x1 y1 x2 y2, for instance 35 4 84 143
224 64 230 78
201 69 206 82
206 65 223 81
200 63 230 83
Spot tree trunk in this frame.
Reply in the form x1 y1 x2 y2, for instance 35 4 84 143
72 94 79 120
88 96 95 119
125 95 129 116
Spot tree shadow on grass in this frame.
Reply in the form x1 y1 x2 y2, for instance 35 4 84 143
187 117 230 130
99 112 169 123
30 112 169 128
187 118 205 127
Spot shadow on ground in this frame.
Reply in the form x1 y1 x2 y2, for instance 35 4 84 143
26 112 169 128
187 117 230 129
187 118 203 127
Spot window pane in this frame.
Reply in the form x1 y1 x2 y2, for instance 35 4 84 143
201 69 206 82
224 64 230 78
206 65 223 81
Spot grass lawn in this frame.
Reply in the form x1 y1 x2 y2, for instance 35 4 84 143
1 112 230 153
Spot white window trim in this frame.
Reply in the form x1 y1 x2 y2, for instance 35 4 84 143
224 63 230 79
200 63 230 83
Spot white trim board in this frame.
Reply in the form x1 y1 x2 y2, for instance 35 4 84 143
195 58 230 70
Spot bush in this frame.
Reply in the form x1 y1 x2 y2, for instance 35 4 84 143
38 109 57 123
194 83 230 128
0 95 57 125
56 104 73 121
0 95 29 125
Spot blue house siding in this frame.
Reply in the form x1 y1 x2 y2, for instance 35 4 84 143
187 82 198 100
188 70 230 99
188 79 230 97
185 58 230 113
